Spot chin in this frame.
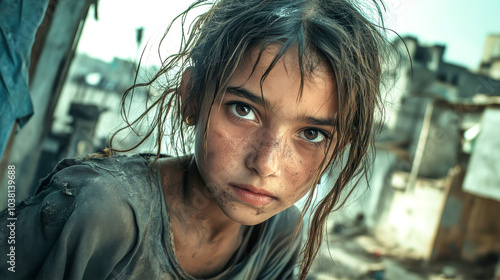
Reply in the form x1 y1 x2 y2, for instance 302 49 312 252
219 200 278 226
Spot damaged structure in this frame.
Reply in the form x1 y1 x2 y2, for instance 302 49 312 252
329 35 500 279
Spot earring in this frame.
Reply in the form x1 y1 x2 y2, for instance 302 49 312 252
185 116 193 125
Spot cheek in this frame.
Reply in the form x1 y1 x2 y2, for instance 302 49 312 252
282 150 322 196
286 168 314 192
201 117 251 179
289 145 324 175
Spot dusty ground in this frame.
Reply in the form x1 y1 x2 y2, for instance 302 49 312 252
307 221 498 280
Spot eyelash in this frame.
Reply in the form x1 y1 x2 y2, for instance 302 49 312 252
225 101 330 147
299 129 330 147
226 101 258 122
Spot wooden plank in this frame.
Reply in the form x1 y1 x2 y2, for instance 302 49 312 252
429 166 473 261
461 195 500 261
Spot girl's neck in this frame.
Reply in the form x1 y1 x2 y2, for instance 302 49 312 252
160 155 242 241
159 156 246 278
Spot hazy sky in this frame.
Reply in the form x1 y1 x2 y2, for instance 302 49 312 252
78 0 500 71
385 0 500 70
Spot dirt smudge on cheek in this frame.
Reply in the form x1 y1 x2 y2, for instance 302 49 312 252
284 152 318 201
214 130 224 139
286 155 305 186
217 188 237 211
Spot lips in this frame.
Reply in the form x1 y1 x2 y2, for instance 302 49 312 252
234 184 275 197
230 184 276 206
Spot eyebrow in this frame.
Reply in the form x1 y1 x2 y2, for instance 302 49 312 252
227 87 270 108
300 116 336 127
226 86 336 127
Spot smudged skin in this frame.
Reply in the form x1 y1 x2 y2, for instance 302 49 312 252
160 45 337 278
194 45 337 225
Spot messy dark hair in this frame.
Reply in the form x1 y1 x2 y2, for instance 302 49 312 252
110 0 394 278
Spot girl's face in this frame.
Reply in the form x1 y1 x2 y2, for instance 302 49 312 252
194 46 337 225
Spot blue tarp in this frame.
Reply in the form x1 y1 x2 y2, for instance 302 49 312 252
0 0 50 159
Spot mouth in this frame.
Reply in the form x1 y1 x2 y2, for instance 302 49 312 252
230 184 276 206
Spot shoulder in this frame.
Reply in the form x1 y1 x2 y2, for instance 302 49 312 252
37 154 153 194
0 155 156 277
36 154 157 202
34 154 157 236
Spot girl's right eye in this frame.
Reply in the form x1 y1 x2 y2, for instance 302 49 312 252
228 102 257 122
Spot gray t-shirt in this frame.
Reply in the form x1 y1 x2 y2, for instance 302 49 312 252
0 154 303 279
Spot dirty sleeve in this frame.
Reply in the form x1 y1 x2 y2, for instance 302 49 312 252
0 158 138 280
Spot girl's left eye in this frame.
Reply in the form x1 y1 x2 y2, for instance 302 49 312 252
299 129 327 144
229 103 257 121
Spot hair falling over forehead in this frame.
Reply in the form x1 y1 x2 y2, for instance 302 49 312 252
110 0 396 278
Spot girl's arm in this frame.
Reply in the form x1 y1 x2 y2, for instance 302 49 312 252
0 159 137 279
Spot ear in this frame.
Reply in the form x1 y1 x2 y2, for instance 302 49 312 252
180 67 197 125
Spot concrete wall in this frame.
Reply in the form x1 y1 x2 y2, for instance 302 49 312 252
374 171 449 260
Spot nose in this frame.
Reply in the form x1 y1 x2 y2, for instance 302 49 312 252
245 130 283 177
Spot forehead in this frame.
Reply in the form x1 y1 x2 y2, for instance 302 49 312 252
228 45 338 122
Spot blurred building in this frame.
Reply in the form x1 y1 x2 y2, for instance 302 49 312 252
0 1 159 207
310 34 500 279
31 54 148 194
0 0 98 209
359 35 500 278
479 34 500 80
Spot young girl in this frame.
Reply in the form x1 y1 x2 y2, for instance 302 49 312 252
1 0 390 279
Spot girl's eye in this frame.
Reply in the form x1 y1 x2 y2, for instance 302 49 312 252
229 103 257 121
299 129 326 144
